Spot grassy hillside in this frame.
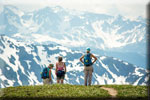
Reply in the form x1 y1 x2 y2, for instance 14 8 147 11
104 85 147 100
0 84 147 100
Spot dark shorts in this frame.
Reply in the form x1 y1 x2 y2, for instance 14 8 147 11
57 74 65 80
57 70 65 80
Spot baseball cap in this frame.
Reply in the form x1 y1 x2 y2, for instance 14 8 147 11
86 47 91 51
49 64 54 68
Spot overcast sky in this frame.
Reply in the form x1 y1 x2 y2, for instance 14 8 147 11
0 0 149 19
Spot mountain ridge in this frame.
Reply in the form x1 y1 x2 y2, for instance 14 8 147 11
0 5 146 68
0 35 147 88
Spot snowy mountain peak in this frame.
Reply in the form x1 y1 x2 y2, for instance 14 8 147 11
51 6 64 13
0 5 146 49
0 36 147 88
3 5 24 17
0 5 146 68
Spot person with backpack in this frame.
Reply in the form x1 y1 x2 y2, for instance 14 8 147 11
80 48 97 86
41 64 54 85
55 56 67 84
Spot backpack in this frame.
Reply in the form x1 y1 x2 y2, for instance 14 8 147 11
41 67 49 79
84 53 92 66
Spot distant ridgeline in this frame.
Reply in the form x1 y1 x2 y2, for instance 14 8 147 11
0 5 146 68
0 35 147 88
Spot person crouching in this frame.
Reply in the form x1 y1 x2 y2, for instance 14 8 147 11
41 64 54 85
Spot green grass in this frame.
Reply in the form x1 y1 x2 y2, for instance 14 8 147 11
0 84 148 100
104 85 147 99
0 84 110 100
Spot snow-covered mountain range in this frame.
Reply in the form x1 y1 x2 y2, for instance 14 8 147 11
0 35 147 88
0 5 146 68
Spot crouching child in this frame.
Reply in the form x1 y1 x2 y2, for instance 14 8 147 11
41 64 54 85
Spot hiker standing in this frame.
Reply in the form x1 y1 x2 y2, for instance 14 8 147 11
55 56 67 84
80 48 97 86
41 64 54 85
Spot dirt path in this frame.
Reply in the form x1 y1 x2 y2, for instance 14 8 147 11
101 86 118 98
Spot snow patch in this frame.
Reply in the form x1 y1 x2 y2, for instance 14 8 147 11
59 52 67 56
123 62 129 65
6 67 10 71
27 71 40 85
99 59 129 84
133 67 144 77
100 56 106 60
64 16 70 22
37 46 49 65
48 46 58 50
113 64 119 72
25 60 32 69
133 77 143 86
